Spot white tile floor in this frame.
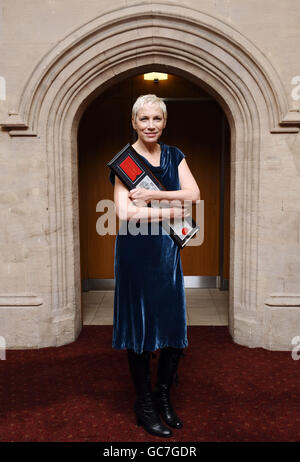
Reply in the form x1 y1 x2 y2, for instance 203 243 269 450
82 288 228 326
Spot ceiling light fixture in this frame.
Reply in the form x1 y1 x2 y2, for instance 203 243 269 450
144 72 168 82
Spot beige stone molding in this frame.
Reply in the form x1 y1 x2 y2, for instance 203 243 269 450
265 293 300 307
270 108 300 133
0 112 37 135
0 113 28 129
280 109 300 125
6 130 37 137
270 126 299 133
0 294 43 306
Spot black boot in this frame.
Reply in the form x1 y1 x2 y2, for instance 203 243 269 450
127 349 172 438
153 347 185 429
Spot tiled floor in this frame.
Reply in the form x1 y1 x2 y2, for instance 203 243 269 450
82 288 228 326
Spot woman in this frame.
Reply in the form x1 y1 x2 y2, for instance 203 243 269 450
109 94 200 438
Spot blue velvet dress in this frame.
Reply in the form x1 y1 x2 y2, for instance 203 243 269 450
109 142 188 354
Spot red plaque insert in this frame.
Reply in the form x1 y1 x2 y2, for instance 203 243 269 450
120 155 142 182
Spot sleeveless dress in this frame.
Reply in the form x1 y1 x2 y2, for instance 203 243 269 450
109 142 188 354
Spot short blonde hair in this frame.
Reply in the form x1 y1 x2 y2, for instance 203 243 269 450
132 94 167 121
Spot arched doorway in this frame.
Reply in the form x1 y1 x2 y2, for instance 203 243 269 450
78 72 230 295
2 4 292 349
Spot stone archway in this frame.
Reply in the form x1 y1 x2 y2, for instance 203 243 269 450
1 3 297 349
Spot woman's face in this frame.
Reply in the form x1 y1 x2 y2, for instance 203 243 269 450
132 103 166 145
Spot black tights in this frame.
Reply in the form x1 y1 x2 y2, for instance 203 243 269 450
127 347 183 356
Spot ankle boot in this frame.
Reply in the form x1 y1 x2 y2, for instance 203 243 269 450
127 349 172 438
153 347 185 429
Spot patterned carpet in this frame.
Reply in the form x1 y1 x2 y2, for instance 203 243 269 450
1 326 300 442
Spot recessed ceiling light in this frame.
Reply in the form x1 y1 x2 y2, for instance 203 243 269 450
144 72 168 81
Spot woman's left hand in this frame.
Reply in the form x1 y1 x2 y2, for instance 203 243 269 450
128 187 155 205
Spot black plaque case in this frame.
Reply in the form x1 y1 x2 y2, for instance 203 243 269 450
107 143 200 248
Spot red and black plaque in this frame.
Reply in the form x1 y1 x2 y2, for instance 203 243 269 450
107 143 200 248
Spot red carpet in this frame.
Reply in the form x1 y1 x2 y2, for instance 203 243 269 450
1 326 300 442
